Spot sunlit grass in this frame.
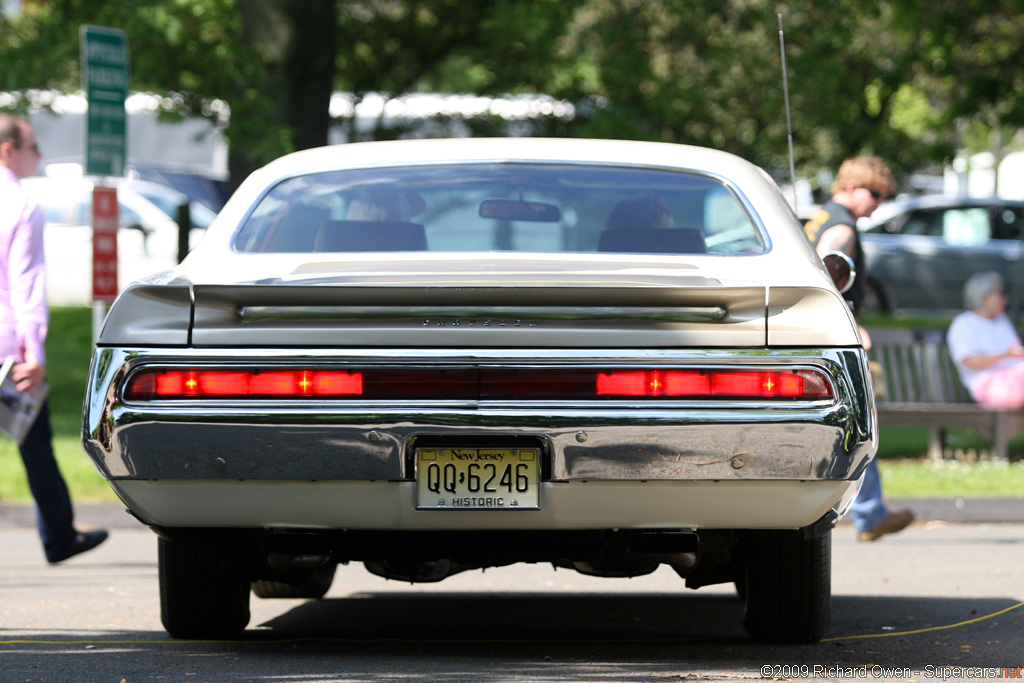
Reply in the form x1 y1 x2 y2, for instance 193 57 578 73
880 458 1024 498
0 436 117 503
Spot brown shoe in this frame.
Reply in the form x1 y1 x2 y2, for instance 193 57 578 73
858 510 914 542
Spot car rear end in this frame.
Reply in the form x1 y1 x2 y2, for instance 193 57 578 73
82 139 876 642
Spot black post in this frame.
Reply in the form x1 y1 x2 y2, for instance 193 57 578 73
176 202 191 263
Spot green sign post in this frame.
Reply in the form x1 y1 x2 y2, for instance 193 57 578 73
80 25 129 176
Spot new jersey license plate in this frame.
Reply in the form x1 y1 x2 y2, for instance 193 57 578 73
415 447 540 510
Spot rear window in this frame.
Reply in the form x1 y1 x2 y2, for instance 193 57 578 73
232 163 765 255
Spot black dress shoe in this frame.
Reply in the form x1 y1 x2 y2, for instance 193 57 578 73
48 530 109 564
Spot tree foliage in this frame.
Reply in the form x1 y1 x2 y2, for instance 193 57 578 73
2 0 1023 190
0 0 337 186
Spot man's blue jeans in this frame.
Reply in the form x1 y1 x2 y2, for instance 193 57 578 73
850 458 888 533
18 401 77 562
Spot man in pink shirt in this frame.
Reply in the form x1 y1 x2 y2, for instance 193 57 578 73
0 114 107 563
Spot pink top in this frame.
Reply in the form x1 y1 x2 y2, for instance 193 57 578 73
0 166 48 365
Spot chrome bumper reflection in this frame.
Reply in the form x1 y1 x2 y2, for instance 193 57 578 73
82 347 876 483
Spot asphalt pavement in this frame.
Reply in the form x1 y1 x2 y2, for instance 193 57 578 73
3 492 1024 683
2 519 1022 683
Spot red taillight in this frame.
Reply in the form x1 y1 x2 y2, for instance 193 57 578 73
595 370 648 396
125 367 831 401
595 370 717 396
596 369 831 399
125 369 364 400
311 371 364 395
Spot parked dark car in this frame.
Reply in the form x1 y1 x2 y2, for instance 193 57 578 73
859 195 1024 313
125 162 231 212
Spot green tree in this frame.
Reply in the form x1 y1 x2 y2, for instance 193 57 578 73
0 0 576 183
4 0 1024 192
540 1 953 183
0 0 337 187
330 0 584 142
888 1 1024 188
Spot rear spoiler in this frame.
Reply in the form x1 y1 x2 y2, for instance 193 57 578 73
98 282 858 348
190 283 769 349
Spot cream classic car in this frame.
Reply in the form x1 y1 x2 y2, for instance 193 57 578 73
82 137 875 642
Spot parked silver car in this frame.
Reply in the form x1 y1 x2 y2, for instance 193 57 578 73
859 195 1024 313
82 137 875 643
22 176 207 304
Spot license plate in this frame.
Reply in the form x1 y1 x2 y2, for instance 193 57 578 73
416 447 540 510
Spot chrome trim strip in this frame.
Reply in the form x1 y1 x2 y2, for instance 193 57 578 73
240 305 729 324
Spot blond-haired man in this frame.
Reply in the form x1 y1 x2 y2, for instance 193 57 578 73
803 156 895 315
805 156 912 541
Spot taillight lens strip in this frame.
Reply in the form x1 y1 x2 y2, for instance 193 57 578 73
124 368 476 400
124 366 833 401
594 369 831 398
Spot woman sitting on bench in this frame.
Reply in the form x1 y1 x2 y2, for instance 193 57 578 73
948 271 1024 408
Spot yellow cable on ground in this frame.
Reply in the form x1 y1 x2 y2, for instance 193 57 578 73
822 599 1024 641
0 600 1020 646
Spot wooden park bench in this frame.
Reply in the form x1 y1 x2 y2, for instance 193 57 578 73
867 327 1024 461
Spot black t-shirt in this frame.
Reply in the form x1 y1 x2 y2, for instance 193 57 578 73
803 200 865 314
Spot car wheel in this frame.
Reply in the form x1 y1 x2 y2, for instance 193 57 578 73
862 280 889 314
740 529 830 643
158 531 251 639
252 563 337 599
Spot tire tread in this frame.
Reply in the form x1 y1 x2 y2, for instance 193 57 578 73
741 529 831 643
159 531 251 639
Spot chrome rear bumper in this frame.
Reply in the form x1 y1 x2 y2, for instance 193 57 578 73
83 347 876 485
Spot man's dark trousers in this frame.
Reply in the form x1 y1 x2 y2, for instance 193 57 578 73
18 401 76 562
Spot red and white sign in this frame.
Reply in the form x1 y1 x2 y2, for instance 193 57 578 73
92 185 119 302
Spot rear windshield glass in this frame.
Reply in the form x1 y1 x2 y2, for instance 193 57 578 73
232 163 765 255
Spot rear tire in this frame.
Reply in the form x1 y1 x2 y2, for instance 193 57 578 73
253 563 337 599
741 529 830 643
159 531 251 639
